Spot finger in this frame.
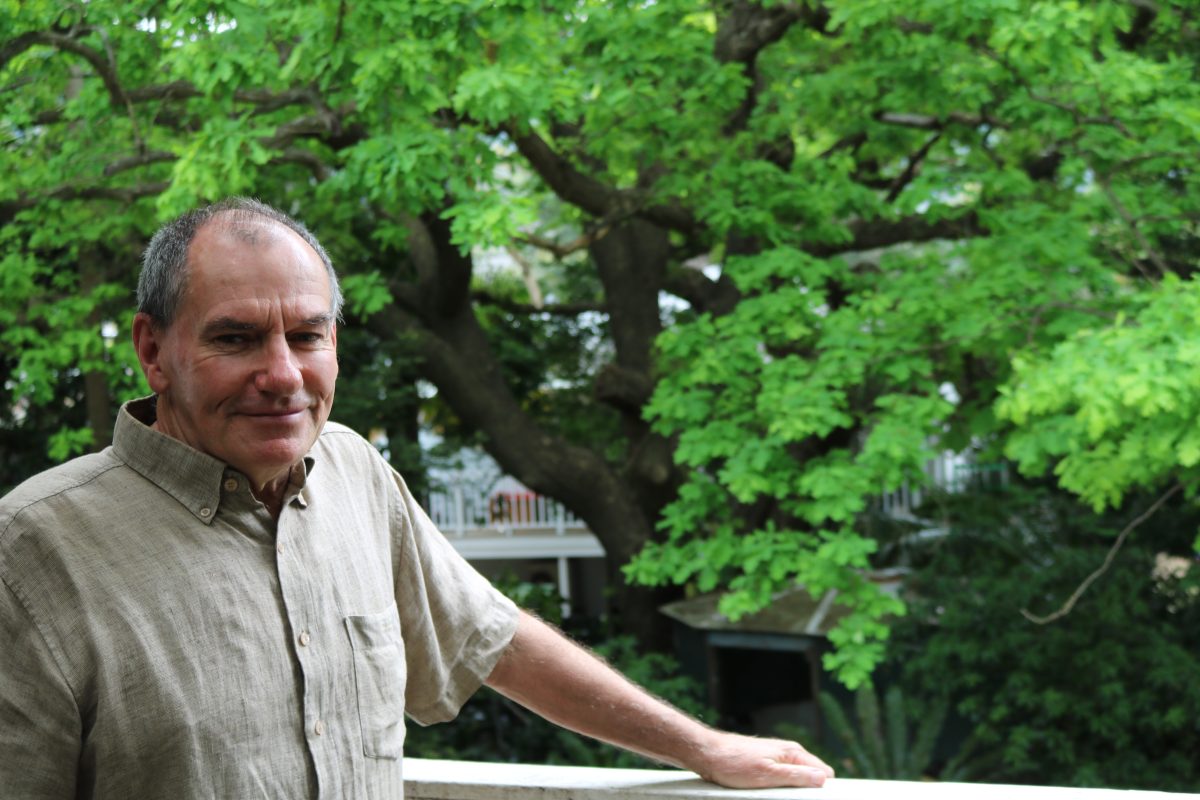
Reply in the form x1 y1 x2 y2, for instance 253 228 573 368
758 761 831 789
713 764 829 790
777 744 836 777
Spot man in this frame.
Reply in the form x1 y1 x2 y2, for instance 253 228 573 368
0 198 833 798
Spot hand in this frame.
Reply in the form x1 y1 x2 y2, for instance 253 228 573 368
691 732 835 789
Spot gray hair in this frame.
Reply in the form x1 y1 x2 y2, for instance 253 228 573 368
137 197 344 326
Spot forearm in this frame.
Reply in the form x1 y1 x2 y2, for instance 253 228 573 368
484 610 832 788
485 611 714 770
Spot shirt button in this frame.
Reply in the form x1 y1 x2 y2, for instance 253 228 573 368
299 631 311 647
276 542 284 555
224 478 238 491
314 720 325 736
198 507 212 518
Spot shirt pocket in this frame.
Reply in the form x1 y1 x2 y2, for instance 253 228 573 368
344 605 407 759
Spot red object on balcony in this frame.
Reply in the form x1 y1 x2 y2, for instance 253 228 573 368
488 491 535 524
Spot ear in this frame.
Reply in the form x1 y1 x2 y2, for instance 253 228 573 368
132 312 171 394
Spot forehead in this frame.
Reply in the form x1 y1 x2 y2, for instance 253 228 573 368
192 213 312 260
181 216 331 319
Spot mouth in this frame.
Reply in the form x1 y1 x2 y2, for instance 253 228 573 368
241 408 309 420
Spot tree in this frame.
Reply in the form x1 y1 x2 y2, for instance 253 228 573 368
2 1 1198 678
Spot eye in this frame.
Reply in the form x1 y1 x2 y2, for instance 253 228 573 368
291 332 324 344
214 334 249 345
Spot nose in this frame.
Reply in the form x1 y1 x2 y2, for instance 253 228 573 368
255 335 303 396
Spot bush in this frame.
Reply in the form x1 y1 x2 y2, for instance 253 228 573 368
890 485 1200 791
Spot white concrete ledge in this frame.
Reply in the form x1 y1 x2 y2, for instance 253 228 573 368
404 759 1190 800
447 532 605 560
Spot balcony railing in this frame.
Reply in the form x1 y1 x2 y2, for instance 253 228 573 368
426 453 1009 542
405 758 1180 800
425 484 586 537
424 481 604 565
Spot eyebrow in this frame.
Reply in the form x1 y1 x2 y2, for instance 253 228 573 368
201 314 334 337
300 313 335 327
201 317 257 337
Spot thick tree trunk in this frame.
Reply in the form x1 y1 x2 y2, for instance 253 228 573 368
367 214 682 650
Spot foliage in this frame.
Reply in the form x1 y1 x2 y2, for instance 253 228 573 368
999 276 1200 545
404 578 712 766
3 0 1199 682
623 0 1200 686
891 486 1200 791
815 683 995 781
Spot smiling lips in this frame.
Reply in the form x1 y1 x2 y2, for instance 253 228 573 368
240 407 310 419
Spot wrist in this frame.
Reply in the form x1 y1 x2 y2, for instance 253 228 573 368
675 724 723 780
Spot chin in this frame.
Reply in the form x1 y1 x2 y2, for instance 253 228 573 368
238 439 312 473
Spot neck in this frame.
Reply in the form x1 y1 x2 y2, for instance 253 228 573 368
253 479 288 519
247 459 303 520
149 410 294 520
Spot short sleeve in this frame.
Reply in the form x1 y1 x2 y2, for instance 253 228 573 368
0 578 80 798
388 470 519 726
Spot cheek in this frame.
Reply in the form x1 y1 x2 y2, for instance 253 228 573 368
188 360 250 407
309 353 338 395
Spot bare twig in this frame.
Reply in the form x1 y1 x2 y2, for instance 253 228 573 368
1099 176 1168 280
1022 482 1183 624
504 245 544 309
515 225 612 259
886 132 941 203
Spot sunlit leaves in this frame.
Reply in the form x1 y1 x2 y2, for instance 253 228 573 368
999 275 1200 511
340 271 395 318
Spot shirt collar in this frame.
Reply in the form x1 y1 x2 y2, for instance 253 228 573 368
112 396 316 523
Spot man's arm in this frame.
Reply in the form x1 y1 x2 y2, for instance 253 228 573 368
484 610 834 789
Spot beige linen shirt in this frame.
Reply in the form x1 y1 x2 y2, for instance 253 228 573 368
0 397 519 799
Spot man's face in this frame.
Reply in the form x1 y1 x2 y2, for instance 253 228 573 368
133 218 338 490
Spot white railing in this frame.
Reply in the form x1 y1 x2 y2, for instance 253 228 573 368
404 758 1182 800
425 484 585 537
879 454 1009 521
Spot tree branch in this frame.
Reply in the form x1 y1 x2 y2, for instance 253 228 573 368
269 147 334 181
713 1 829 65
2 30 135 123
510 126 697 233
805 212 986 257
1117 0 1159 50
0 35 452 145
0 181 170 221
885 133 941 203
714 1 831 135
663 265 741 316
1021 483 1183 624
594 363 655 412
102 150 176 177
509 127 616 218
